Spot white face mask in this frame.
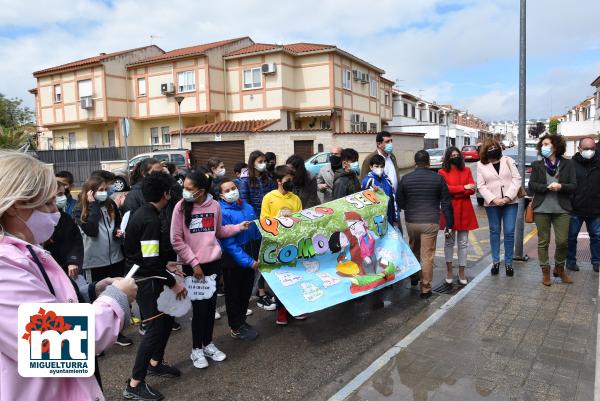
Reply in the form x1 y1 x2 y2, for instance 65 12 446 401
581 149 596 160
56 195 67 210
371 168 384 177
223 189 240 203
94 191 108 203
216 168 226 177
182 189 198 203
255 163 267 172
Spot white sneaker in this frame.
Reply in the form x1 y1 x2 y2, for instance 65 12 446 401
246 309 253 316
190 348 208 369
215 311 221 320
203 343 226 362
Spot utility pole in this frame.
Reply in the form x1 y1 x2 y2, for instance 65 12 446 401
514 0 528 261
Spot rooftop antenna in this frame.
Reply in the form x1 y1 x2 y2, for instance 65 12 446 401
418 89 424 99
394 79 405 88
150 34 163 45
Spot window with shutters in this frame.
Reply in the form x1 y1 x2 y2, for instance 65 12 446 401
161 126 170 144
78 79 92 99
243 68 262 90
177 71 195 93
137 78 146 96
150 127 159 145
54 84 62 103
342 69 352 90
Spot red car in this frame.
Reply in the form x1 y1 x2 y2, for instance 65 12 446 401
461 145 480 162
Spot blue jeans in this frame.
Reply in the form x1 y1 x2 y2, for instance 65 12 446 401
485 203 518 265
567 215 600 265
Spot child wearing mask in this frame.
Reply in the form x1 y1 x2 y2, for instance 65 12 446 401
332 148 361 200
171 170 251 369
265 152 277 177
45 180 83 278
75 175 132 346
56 170 77 216
218 179 261 340
361 154 400 231
206 158 227 198
239 150 277 311
260 165 303 325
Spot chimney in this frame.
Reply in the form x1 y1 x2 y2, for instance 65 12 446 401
99 52 107 55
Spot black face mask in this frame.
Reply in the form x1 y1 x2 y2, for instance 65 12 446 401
266 163 275 172
330 155 342 170
450 157 462 166
282 181 294 192
64 187 71 196
487 149 502 160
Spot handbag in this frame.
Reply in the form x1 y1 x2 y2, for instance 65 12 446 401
525 198 534 223
517 186 526 199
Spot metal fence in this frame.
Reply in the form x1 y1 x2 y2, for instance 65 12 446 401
36 145 171 185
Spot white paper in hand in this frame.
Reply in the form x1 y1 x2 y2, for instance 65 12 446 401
156 285 191 317
184 274 217 301
120 211 130 232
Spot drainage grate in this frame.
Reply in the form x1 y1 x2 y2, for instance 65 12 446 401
432 278 472 295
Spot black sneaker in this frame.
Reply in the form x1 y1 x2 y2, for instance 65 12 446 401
147 362 181 378
231 324 258 340
123 380 164 401
116 333 133 346
593 264 599 273
257 295 276 311
172 321 181 331
420 292 432 299
566 261 579 271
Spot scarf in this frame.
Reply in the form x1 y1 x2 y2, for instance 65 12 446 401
544 157 560 177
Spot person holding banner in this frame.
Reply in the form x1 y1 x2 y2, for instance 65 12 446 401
361 154 400 231
332 148 361 200
218 179 261 340
261 165 304 325
171 170 251 369
239 150 277 311
123 172 187 401
397 150 453 299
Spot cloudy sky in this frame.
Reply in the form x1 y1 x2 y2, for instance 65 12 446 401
1 0 599 121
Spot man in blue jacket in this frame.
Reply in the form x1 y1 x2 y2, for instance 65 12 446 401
218 179 261 340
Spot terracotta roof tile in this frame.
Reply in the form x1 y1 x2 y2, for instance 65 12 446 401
33 45 161 76
225 42 335 57
130 37 250 66
172 119 279 135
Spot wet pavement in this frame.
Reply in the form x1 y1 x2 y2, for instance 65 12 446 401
346 235 598 401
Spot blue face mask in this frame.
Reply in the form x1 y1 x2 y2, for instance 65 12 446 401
541 146 553 158
384 143 393 154
351 162 360 174
107 184 117 197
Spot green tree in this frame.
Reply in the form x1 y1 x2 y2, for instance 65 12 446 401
549 118 559 135
0 94 34 128
0 126 35 150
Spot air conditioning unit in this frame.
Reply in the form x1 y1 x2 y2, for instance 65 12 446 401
353 70 361 81
361 73 369 83
161 83 175 95
261 63 277 74
351 114 361 123
80 96 94 109
360 122 368 131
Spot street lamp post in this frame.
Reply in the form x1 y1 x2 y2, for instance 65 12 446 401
514 0 528 261
175 96 185 149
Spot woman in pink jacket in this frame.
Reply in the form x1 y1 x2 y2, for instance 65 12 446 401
171 170 250 370
0 151 137 401
476 139 522 277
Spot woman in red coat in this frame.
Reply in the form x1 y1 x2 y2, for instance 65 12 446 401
439 147 479 285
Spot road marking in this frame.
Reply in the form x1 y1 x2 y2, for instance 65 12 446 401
468 231 484 256
329 226 540 401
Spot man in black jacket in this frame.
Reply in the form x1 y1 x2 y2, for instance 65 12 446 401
45 180 83 278
124 172 188 401
567 137 600 273
397 150 453 298
123 158 164 215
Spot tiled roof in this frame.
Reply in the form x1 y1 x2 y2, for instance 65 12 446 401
33 45 161 76
225 42 335 57
333 131 426 137
130 37 250 66
591 74 600 87
172 119 279 135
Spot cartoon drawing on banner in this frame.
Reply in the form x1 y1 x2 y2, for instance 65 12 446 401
328 211 396 293
301 282 324 301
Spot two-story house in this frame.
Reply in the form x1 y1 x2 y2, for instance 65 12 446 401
559 94 599 155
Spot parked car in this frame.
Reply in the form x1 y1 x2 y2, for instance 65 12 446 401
474 148 539 206
305 152 331 177
109 149 192 191
461 145 480 162
426 148 445 170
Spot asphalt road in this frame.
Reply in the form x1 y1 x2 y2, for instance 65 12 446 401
98 167 537 401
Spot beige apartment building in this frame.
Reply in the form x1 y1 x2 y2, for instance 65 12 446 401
31 37 415 168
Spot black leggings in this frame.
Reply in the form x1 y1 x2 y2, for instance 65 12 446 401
184 260 221 349
222 253 255 330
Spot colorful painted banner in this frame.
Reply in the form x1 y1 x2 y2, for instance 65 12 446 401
256 189 421 316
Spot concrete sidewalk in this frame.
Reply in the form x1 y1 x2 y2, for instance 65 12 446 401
345 258 598 401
